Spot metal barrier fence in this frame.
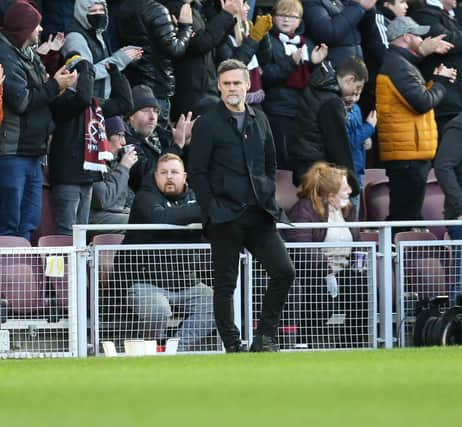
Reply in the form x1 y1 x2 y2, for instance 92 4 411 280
0 246 78 358
2 220 462 358
91 243 224 355
249 242 377 350
396 240 459 347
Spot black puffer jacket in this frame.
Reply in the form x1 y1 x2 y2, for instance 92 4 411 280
165 0 235 120
410 5 462 121
0 33 59 157
118 0 192 99
289 62 360 195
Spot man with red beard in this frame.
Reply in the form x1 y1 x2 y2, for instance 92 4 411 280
117 153 215 352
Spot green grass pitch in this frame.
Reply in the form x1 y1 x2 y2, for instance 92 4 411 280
1 347 462 427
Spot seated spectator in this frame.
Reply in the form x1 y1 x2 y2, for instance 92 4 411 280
126 84 193 192
89 116 137 227
116 154 215 352
49 54 133 235
0 63 3 125
63 0 143 100
289 56 369 194
285 162 368 345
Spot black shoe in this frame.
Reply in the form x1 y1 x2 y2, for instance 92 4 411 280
225 342 248 353
250 334 279 352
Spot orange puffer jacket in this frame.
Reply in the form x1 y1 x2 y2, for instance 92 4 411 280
376 74 438 162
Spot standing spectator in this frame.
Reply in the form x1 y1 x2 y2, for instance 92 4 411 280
410 0 462 132
215 1 272 107
376 16 455 228
115 154 215 352
165 0 242 121
49 55 133 235
41 0 75 41
189 59 296 353
63 0 143 100
126 84 194 192
289 56 369 195
89 115 137 226
261 0 328 169
302 0 378 67
0 1 77 239
434 113 462 304
0 63 4 126
376 0 409 48
0 0 15 25
118 0 193 128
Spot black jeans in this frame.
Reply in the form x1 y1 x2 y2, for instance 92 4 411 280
207 207 295 348
385 160 431 222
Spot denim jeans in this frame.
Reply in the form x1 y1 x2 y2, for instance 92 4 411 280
127 282 215 352
447 225 462 305
52 184 93 235
0 156 43 240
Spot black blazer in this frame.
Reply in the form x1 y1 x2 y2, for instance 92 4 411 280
188 101 286 224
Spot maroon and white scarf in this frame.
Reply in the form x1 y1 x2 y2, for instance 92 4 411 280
83 98 113 172
274 31 311 89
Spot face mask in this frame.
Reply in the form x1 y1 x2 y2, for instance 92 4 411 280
87 13 108 30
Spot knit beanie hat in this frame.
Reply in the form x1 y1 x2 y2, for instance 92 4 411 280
1 1 42 48
131 85 160 115
105 116 125 138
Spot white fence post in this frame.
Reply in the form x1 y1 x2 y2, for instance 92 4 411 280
73 225 88 357
378 225 394 348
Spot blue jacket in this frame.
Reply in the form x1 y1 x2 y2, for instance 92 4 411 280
345 103 374 187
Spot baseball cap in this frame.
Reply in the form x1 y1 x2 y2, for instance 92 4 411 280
387 16 430 42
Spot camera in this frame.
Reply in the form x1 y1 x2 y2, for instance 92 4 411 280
413 295 462 346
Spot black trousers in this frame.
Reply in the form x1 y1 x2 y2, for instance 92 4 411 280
385 160 431 223
207 207 295 349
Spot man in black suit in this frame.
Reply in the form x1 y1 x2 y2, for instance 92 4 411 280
188 59 295 353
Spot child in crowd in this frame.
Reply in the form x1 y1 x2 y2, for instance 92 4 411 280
345 102 377 217
261 0 327 169
0 63 4 126
215 0 273 107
